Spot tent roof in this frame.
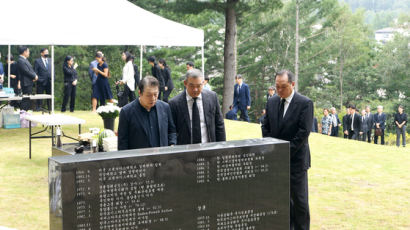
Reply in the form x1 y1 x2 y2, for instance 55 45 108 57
0 0 203 47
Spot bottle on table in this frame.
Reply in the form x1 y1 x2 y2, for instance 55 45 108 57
56 127 62 148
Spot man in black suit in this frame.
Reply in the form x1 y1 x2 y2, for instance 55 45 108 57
169 69 226 145
17 46 38 110
17 46 38 95
118 76 176 150
262 70 313 230
347 105 362 140
147 56 165 100
34 48 52 111
342 108 351 139
365 105 373 143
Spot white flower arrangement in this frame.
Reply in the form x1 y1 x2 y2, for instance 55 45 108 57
96 103 121 119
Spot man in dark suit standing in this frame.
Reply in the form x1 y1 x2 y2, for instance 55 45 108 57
147 56 165 100
347 105 362 140
17 46 38 110
266 86 275 101
365 105 373 143
232 74 251 122
360 109 370 142
342 108 351 139
17 46 38 95
373 105 386 145
169 69 226 145
34 48 52 111
262 70 313 230
118 76 176 150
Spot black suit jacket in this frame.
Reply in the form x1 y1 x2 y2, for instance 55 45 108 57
348 112 362 132
118 99 177 150
162 67 174 90
34 58 51 86
169 89 226 145
342 114 349 132
151 63 165 89
262 93 313 172
17 56 36 87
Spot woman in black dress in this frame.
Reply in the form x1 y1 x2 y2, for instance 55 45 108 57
61 56 78 112
92 52 113 110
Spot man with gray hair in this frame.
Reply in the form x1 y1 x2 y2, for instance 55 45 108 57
364 105 373 143
169 68 226 145
330 107 341 137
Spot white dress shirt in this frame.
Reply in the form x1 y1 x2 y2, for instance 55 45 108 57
122 61 135 91
351 113 355 130
186 91 209 143
42 57 48 68
282 89 295 117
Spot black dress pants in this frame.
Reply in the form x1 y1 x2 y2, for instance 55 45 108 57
61 82 76 112
290 170 310 230
36 81 51 110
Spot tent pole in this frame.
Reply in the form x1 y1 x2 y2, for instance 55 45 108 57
201 45 205 76
51 45 54 114
140 45 143 80
7 45 11 88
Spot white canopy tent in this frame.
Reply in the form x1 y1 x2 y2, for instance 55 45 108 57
0 0 204 112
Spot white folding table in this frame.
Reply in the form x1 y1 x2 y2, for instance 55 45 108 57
24 114 86 159
0 94 53 112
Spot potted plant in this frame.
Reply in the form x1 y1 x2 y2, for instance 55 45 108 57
96 103 121 131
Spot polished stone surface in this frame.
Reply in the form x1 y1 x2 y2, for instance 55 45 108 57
49 138 289 230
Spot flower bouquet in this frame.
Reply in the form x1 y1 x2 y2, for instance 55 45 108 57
96 103 121 130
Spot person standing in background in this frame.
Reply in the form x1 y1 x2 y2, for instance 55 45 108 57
330 107 341 137
266 86 275 101
365 105 373 143
373 105 386 145
203 75 212 91
17 46 38 95
89 51 102 111
186 61 194 71
232 74 251 122
312 117 318 133
394 105 407 147
61 56 78 112
360 109 370 142
34 48 52 111
348 105 362 140
158 58 174 102
343 108 351 139
147 56 165 100
92 52 113 110
4 55 20 95
321 108 332 136
116 51 135 103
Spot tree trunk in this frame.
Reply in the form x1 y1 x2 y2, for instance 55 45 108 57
339 55 345 111
222 0 238 115
294 0 299 91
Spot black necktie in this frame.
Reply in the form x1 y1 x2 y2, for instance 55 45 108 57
278 98 286 123
192 98 202 144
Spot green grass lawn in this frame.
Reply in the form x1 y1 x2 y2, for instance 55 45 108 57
0 111 409 229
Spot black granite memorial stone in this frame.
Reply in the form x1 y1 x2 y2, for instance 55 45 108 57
49 138 290 230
